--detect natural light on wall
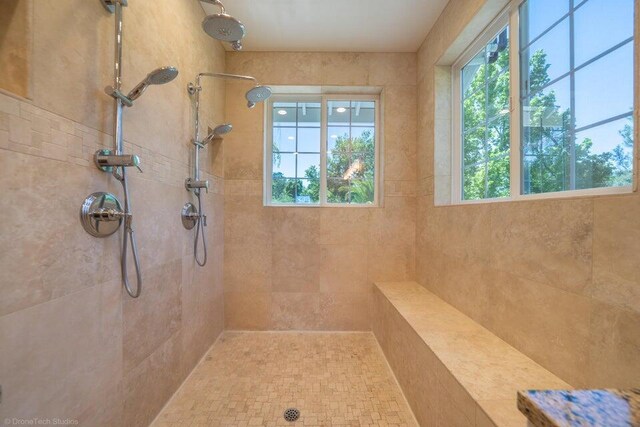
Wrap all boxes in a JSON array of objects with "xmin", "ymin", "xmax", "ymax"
[{"xmin": 452, "ymin": 0, "xmax": 635, "ymax": 202}]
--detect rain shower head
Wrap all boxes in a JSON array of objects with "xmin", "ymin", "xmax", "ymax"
[
  {"xmin": 127, "ymin": 66, "xmax": 179, "ymax": 101},
  {"xmin": 245, "ymin": 85, "xmax": 272, "ymax": 109},
  {"xmin": 201, "ymin": 1, "xmax": 245, "ymax": 50},
  {"xmin": 202, "ymin": 123, "xmax": 233, "ymax": 145}
]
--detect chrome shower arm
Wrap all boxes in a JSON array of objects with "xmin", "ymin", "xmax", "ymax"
[
  {"xmin": 197, "ymin": 72, "xmax": 257, "ymax": 83},
  {"xmin": 200, "ymin": 0, "xmax": 225, "ymax": 14}
]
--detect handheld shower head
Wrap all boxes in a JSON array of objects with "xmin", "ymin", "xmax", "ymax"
[
  {"xmin": 246, "ymin": 85, "xmax": 272, "ymax": 109},
  {"xmin": 127, "ymin": 66, "xmax": 179, "ymax": 101},
  {"xmin": 202, "ymin": 123, "xmax": 233, "ymax": 145}
]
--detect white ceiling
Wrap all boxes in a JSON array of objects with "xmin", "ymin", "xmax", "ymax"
[{"xmin": 200, "ymin": 0, "xmax": 449, "ymax": 52}]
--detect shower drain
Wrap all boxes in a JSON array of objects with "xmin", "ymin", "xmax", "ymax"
[{"xmin": 283, "ymin": 408, "xmax": 300, "ymax": 422}]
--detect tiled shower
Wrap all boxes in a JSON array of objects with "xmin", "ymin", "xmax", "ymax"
[{"xmin": 1, "ymin": 0, "xmax": 638, "ymax": 426}]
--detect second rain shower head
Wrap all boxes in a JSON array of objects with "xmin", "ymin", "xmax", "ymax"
[
  {"xmin": 127, "ymin": 66, "xmax": 179, "ymax": 101},
  {"xmin": 202, "ymin": 123, "xmax": 233, "ymax": 145},
  {"xmin": 201, "ymin": 0, "xmax": 245, "ymax": 51},
  {"xmin": 246, "ymin": 85, "xmax": 273, "ymax": 109}
]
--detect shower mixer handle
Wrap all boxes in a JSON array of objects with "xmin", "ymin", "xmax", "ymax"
[{"xmin": 91, "ymin": 207, "xmax": 131, "ymax": 222}]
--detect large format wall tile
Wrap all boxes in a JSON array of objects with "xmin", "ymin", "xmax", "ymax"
[
  {"xmin": 489, "ymin": 199, "xmax": 593, "ymax": 295},
  {"xmin": 123, "ymin": 259, "xmax": 182, "ymax": 373},
  {"xmin": 0, "ymin": 149, "xmax": 118, "ymax": 316},
  {"xmin": 0, "ymin": 279, "xmax": 122, "ymax": 421},
  {"xmin": 592, "ymin": 194, "xmax": 640, "ymax": 313}
]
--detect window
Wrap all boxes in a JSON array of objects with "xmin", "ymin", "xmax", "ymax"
[
  {"xmin": 265, "ymin": 95, "xmax": 380, "ymax": 206},
  {"xmin": 452, "ymin": 0, "xmax": 635, "ymax": 202},
  {"xmin": 459, "ymin": 23, "xmax": 511, "ymax": 200}
]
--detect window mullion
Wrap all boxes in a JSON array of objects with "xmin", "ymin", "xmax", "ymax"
[
  {"xmin": 265, "ymin": 99, "xmax": 273, "ymax": 205},
  {"xmin": 509, "ymin": 2, "xmax": 522, "ymax": 198},
  {"xmin": 568, "ymin": 0, "xmax": 576, "ymax": 191},
  {"xmin": 320, "ymin": 96, "xmax": 328, "ymax": 205}
]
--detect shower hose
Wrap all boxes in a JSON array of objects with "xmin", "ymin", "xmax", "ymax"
[
  {"xmin": 116, "ymin": 167, "xmax": 142, "ymax": 298},
  {"xmin": 194, "ymin": 190, "xmax": 208, "ymax": 267}
]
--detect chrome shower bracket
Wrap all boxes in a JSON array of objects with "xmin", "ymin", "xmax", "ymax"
[
  {"xmin": 80, "ymin": 192, "xmax": 127, "ymax": 237},
  {"xmin": 100, "ymin": 0, "xmax": 127, "ymax": 13},
  {"xmin": 94, "ymin": 149, "xmax": 143, "ymax": 173},
  {"xmin": 94, "ymin": 149, "xmax": 114, "ymax": 172},
  {"xmin": 187, "ymin": 82, "xmax": 202, "ymax": 96}
]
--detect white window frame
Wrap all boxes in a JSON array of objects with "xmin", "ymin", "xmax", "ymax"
[
  {"xmin": 451, "ymin": 0, "xmax": 635, "ymax": 205},
  {"xmin": 264, "ymin": 93, "xmax": 381, "ymax": 207}
]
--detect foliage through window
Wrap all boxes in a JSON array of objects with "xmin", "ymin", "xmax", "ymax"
[
  {"xmin": 461, "ymin": 26, "xmax": 511, "ymax": 200},
  {"xmin": 453, "ymin": 0, "xmax": 635, "ymax": 202},
  {"xmin": 267, "ymin": 96, "xmax": 379, "ymax": 206}
]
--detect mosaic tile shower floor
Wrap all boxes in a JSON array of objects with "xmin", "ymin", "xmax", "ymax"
[{"xmin": 152, "ymin": 332, "xmax": 417, "ymax": 426}]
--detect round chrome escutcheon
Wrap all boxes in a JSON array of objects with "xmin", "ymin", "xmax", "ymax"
[
  {"xmin": 181, "ymin": 202, "xmax": 198, "ymax": 230},
  {"xmin": 80, "ymin": 192, "xmax": 123, "ymax": 237}
]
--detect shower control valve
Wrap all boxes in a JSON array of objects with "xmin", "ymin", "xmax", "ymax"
[{"xmin": 181, "ymin": 203, "xmax": 207, "ymax": 230}]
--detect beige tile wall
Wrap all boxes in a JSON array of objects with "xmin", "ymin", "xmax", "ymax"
[
  {"xmin": 223, "ymin": 52, "xmax": 417, "ymax": 331},
  {"xmin": 0, "ymin": 0, "xmax": 226, "ymax": 425},
  {"xmin": 0, "ymin": 0, "xmax": 30, "ymax": 98},
  {"xmin": 416, "ymin": 0, "xmax": 640, "ymax": 388}
]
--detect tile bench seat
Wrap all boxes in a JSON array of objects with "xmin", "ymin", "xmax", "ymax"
[{"xmin": 372, "ymin": 281, "xmax": 571, "ymax": 426}]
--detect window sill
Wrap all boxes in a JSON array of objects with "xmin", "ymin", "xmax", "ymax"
[
  {"xmin": 264, "ymin": 203, "xmax": 380, "ymax": 208},
  {"xmin": 442, "ymin": 185, "xmax": 634, "ymax": 207}
]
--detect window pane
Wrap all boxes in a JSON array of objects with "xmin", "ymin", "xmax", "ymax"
[
  {"xmin": 487, "ymin": 73, "xmax": 510, "ymax": 121},
  {"xmin": 327, "ymin": 178, "xmax": 350, "ymax": 203},
  {"xmin": 462, "ymin": 48, "xmax": 486, "ymax": 99},
  {"xmin": 326, "ymin": 99, "xmax": 377, "ymax": 204},
  {"xmin": 297, "ymin": 102, "xmax": 321, "ymax": 127},
  {"xmin": 272, "ymin": 153, "xmax": 296, "ymax": 177},
  {"xmin": 273, "ymin": 127, "xmax": 296, "ymax": 152},
  {"xmin": 298, "ymin": 128, "xmax": 321, "ymax": 153},
  {"xmin": 350, "ymin": 179, "xmax": 375, "ymax": 204},
  {"xmin": 295, "ymin": 179, "xmax": 319, "ymax": 204},
  {"xmin": 297, "ymin": 154, "xmax": 320, "ymax": 179},
  {"xmin": 352, "ymin": 102, "xmax": 375, "ymax": 125},
  {"xmin": 575, "ymin": 116, "xmax": 634, "ymax": 189},
  {"xmin": 328, "ymin": 127, "xmax": 350, "ymax": 151},
  {"xmin": 463, "ymin": 127, "xmax": 486, "ymax": 167},
  {"xmin": 328, "ymin": 101, "xmax": 350, "ymax": 125},
  {"xmin": 463, "ymin": 163, "xmax": 487, "ymax": 200},
  {"xmin": 460, "ymin": 25, "xmax": 510, "ymax": 200},
  {"xmin": 271, "ymin": 177, "xmax": 297, "ymax": 204},
  {"xmin": 273, "ymin": 103, "xmax": 296, "ymax": 126},
  {"xmin": 327, "ymin": 150, "xmax": 350, "ymax": 178},
  {"xmin": 574, "ymin": 42, "xmax": 634, "ymax": 129},
  {"xmin": 521, "ymin": 77, "xmax": 571, "ymax": 194},
  {"xmin": 521, "ymin": 18, "xmax": 570, "ymax": 96},
  {"xmin": 574, "ymin": 0, "xmax": 634, "ymax": 66},
  {"xmin": 351, "ymin": 127, "xmax": 375, "ymax": 141},
  {"xmin": 519, "ymin": 0, "xmax": 569, "ymax": 43}
]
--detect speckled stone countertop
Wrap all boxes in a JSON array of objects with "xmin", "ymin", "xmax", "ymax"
[{"xmin": 517, "ymin": 389, "xmax": 640, "ymax": 427}]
